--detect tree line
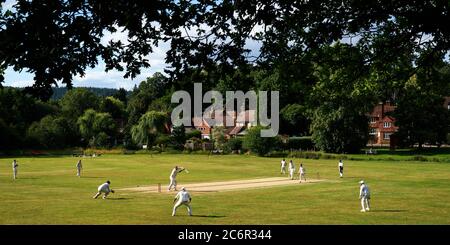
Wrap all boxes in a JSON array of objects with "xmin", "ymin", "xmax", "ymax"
[{"xmin": 1, "ymin": 62, "xmax": 449, "ymax": 154}]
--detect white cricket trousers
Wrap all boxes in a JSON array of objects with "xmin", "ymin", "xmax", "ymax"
[
  {"xmin": 168, "ymin": 177, "xmax": 177, "ymax": 191},
  {"xmin": 13, "ymin": 169, "xmax": 17, "ymax": 180},
  {"xmin": 77, "ymin": 168, "xmax": 81, "ymax": 177},
  {"xmin": 361, "ymin": 197, "xmax": 370, "ymax": 211},
  {"xmin": 172, "ymin": 201, "xmax": 192, "ymax": 216},
  {"xmin": 289, "ymin": 169, "xmax": 295, "ymax": 180},
  {"xmin": 281, "ymin": 166, "xmax": 286, "ymax": 174},
  {"xmin": 299, "ymin": 173, "xmax": 306, "ymax": 182},
  {"xmin": 93, "ymin": 191, "xmax": 110, "ymax": 199}
]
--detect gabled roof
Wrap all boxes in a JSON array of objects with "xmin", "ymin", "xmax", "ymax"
[
  {"xmin": 228, "ymin": 126, "xmax": 244, "ymax": 135},
  {"xmin": 192, "ymin": 117, "xmax": 211, "ymax": 128},
  {"xmin": 382, "ymin": 116, "xmax": 396, "ymax": 123},
  {"xmin": 370, "ymin": 103, "xmax": 396, "ymax": 117},
  {"xmin": 203, "ymin": 109, "xmax": 236, "ymax": 127}
]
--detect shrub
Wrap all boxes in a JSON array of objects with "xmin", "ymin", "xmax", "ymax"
[
  {"xmin": 186, "ymin": 130, "xmax": 202, "ymax": 140},
  {"xmin": 411, "ymin": 155, "xmax": 428, "ymax": 162},
  {"xmin": 285, "ymin": 137, "xmax": 315, "ymax": 150},
  {"xmin": 242, "ymin": 126, "xmax": 278, "ymax": 156},
  {"xmin": 226, "ymin": 138, "xmax": 243, "ymax": 152},
  {"xmin": 266, "ymin": 151, "xmax": 288, "ymax": 158}
]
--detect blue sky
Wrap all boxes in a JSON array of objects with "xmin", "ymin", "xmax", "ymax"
[
  {"xmin": 2, "ymin": 23, "xmax": 171, "ymax": 90},
  {"xmin": 1, "ymin": 0, "xmax": 170, "ymax": 90},
  {"xmin": 3, "ymin": 35, "xmax": 262, "ymax": 90}
]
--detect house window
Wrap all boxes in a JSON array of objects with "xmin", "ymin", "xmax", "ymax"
[
  {"xmin": 448, "ymin": 102, "xmax": 450, "ymax": 110},
  {"xmin": 369, "ymin": 128, "xmax": 377, "ymax": 135},
  {"xmin": 384, "ymin": 133, "xmax": 392, "ymax": 140},
  {"xmin": 383, "ymin": 122, "xmax": 391, "ymax": 128},
  {"xmin": 370, "ymin": 117, "xmax": 376, "ymax": 124}
]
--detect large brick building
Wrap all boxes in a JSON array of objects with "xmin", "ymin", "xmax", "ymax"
[
  {"xmin": 368, "ymin": 97, "xmax": 450, "ymax": 145},
  {"xmin": 368, "ymin": 102, "xmax": 398, "ymax": 145}
]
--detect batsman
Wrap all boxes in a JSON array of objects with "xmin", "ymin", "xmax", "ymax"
[{"xmin": 168, "ymin": 166, "xmax": 187, "ymax": 191}]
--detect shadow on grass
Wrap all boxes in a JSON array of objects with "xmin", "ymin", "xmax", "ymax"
[
  {"xmin": 108, "ymin": 197, "xmax": 132, "ymax": 200},
  {"xmin": 190, "ymin": 214, "xmax": 226, "ymax": 218},
  {"xmin": 370, "ymin": 209, "xmax": 407, "ymax": 213},
  {"xmin": 190, "ymin": 190, "xmax": 218, "ymax": 193},
  {"xmin": 80, "ymin": 176, "xmax": 104, "ymax": 179},
  {"xmin": 16, "ymin": 177, "xmax": 40, "ymax": 180}
]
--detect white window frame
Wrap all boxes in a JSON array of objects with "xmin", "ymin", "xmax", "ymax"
[
  {"xmin": 383, "ymin": 122, "xmax": 391, "ymax": 128},
  {"xmin": 384, "ymin": 133, "xmax": 392, "ymax": 140}
]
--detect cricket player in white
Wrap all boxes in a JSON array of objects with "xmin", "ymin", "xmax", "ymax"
[
  {"xmin": 299, "ymin": 163, "xmax": 306, "ymax": 183},
  {"xmin": 168, "ymin": 166, "xmax": 185, "ymax": 191},
  {"xmin": 359, "ymin": 180, "xmax": 371, "ymax": 212},
  {"xmin": 280, "ymin": 158, "xmax": 286, "ymax": 174},
  {"xmin": 172, "ymin": 187, "xmax": 192, "ymax": 216},
  {"xmin": 76, "ymin": 160, "xmax": 83, "ymax": 177},
  {"xmin": 93, "ymin": 180, "xmax": 115, "ymax": 199},
  {"xmin": 288, "ymin": 160, "xmax": 295, "ymax": 180},
  {"xmin": 12, "ymin": 160, "xmax": 18, "ymax": 180},
  {"xmin": 338, "ymin": 159, "xmax": 344, "ymax": 178}
]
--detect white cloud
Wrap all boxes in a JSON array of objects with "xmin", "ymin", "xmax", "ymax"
[
  {"xmin": 4, "ymin": 79, "xmax": 34, "ymax": 87},
  {"xmin": 1, "ymin": 0, "xmax": 16, "ymax": 12},
  {"xmin": 101, "ymin": 26, "xmax": 130, "ymax": 46},
  {"xmin": 72, "ymin": 67, "xmax": 158, "ymax": 90}
]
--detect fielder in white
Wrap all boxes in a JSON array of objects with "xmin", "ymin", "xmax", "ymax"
[
  {"xmin": 76, "ymin": 160, "xmax": 83, "ymax": 177},
  {"xmin": 288, "ymin": 160, "xmax": 295, "ymax": 180},
  {"xmin": 359, "ymin": 180, "xmax": 371, "ymax": 212},
  {"xmin": 168, "ymin": 166, "xmax": 185, "ymax": 191},
  {"xmin": 298, "ymin": 163, "xmax": 306, "ymax": 183},
  {"xmin": 93, "ymin": 180, "xmax": 115, "ymax": 199},
  {"xmin": 172, "ymin": 187, "xmax": 192, "ymax": 216},
  {"xmin": 280, "ymin": 158, "xmax": 286, "ymax": 174},
  {"xmin": 12, "ymin": 160, "xmax": 18, "ymax": 180},
  {"xmin": 338, "ymin": 159, "xmax": 344, "ymax": 178}
]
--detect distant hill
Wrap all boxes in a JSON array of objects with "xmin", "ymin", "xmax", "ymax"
[
  {"xmin": 3, "ymin": 86, "xmax": 131, "ymax": 100},
  {"xmin": 51, "ymin": 87, "xmax": 131, "ymax": 100}
]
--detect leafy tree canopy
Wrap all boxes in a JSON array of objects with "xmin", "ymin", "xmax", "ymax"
[
  {"xmin": 1, "ymin": 1, "xmax": 449, "ymax": 100},
  {"xmin": 131, "ymin": 110, "xmax": 169, "ymax": 146}
]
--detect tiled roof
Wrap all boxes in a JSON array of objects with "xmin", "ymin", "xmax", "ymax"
[
  {"xmin": 370, "ymin": 103, "xmax": 396, "ymax": 117},
  {"xmin": 228, "ymin": 126, "xmax": 244, "ymax": 135}
]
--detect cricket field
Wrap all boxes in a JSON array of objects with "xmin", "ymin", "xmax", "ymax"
[{"xmin": 0, "ymin": 153, "xmax": 449, "ymax": 224}]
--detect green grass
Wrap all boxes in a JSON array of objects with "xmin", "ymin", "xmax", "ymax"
[{"xmin": 0, "ymin": 154, "xmax": 449, "ymax": 224}]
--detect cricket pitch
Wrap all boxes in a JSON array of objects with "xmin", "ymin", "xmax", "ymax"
[{"xmin": 119, "ymin": 177, "xmax": 326, "ymax": 194}]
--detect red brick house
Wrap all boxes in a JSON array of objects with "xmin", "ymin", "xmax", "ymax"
[
  {"xmin": 192, "ymin": 117, "xmax": 213, "ymax": 139},
  {"xmin": 190, "ymin": 110, "xmax": 256, "ymax": 139},
  {"xmin": 368, "ymin": 97, "xmax": 450, "ymax": 146},
  {"xmin": 368, "ymin": 102, "xmax": 398, "ymax": 145}
]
